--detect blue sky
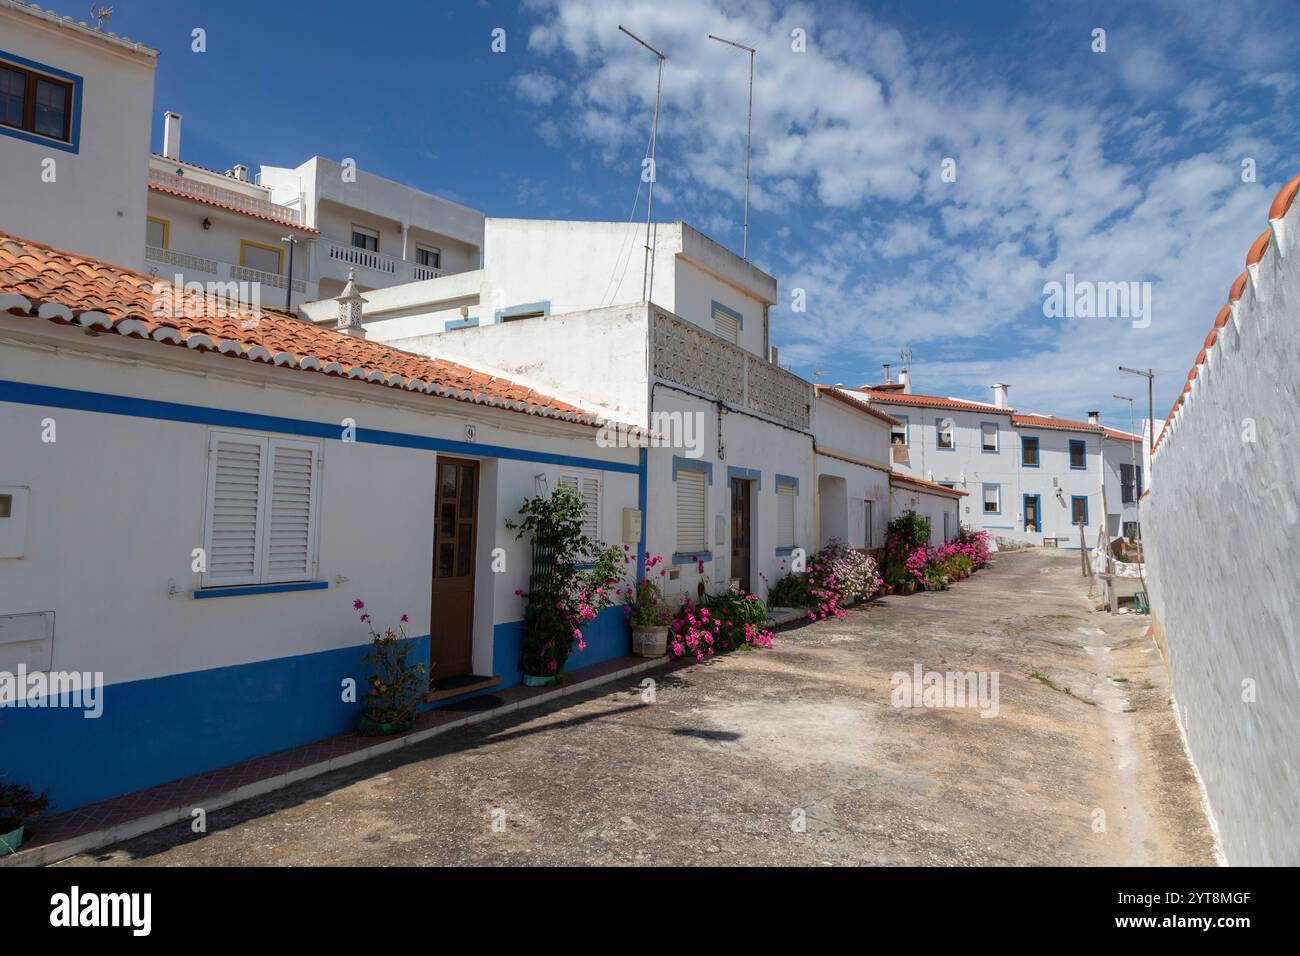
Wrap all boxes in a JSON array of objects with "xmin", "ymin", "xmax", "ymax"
[{"xmin": 110, "ymin": 0, "xmax": 1299, "ymax": 429}]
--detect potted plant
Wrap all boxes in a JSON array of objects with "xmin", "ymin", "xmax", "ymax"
[
  {"xmin": 0, "ymin": 780, "xmax": 50, "ymax": 856},
  {"xmin": 355, "ymin": 601, "xmax": 425, "ymax": 736},
  {"xmin": 509, "ymin": 485, "xmax": 621, "ymax": 685},
  {"xmin": 626, "ymin": 566, "xmax": 674, "ymax": 657}
]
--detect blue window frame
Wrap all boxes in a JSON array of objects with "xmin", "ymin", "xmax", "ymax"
[
  {"xmin": 1071, "ymin": 495, "xmax": 1089, "ymax": 526},
  {"xmin": 494, "ymin": 300, "xmax": 550, "ymax": 324},
  {"xmin": 1068, "ymin": 439, "xmax": 1087, "ymax": 470},
  {"xmin": 0, "ymin": 50, "xmax": 83, "ymax": 153},
  {"xmin": 1023, "ymin": 494, "xmax": 1041, "ymax": 532},
  {"xmin": 936, "ymin": 416, "xmax": 956, "ymax": 451},
  {"xmin": 981, "ymin": 483, "xmax": 1001, "ymax": 515},
  {"xmin": 1021, "ymin": 435, "xmax": 1040, "ymax": 467}
]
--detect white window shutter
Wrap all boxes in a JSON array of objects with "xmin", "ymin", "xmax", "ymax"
[
  {"xmin": 203, "ymin": 433, "xmax": 267, "ymax": 587},
  {"xmin": 675, "ymin": 470, "xmax": 707, "ymax": 554},
  {"xmin": 263, "ymin": 438, "xmax": 320, "ymax": 583},
  {"xmin": 559, "ymin": 472, "xmax": 601, "ymax": 541},
  {"xmin": 777, "ymin": 484, "xmax": 796, "ymax": 549}
]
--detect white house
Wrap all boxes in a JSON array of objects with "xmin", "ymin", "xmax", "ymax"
[
  {"xmin": 1101, "ymin": 426, "xmax": 1145, "ymax": 539},
  {"xmin": 812, "ymin": 385, "xmax": 898, "ymax": 551},
  {"xmin": 314, "ymin": 218, "xmax": 817, "ymax": 605},
  {"xmin": 888, "ymin": 472, "xmax": 966, "ymax": 546},
  {"xmin": 0, "ymin": 229, "xmax": 647, "ymax": 814},
  {"xmin": 0, "ymin": 0, "xmax": 157, "ymax": 268},
  {"xmin": 853, "ymin": 371, "xmax": 1107, "ymax": 548}
]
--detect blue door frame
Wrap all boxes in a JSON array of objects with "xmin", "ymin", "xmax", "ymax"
[{"xmin": 1023, "ymin": 494, "xmax": 1041, "ymax": 532}]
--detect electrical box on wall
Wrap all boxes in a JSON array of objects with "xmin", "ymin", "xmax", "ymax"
[
  {"xmin": 0, "ymin": 486, "xmax": 30, "ymax": 559},
  {"xmin": 0, "ymin": 611, "xmax": 54, "ymax": 672},
  {"xmin": 621, "ymin": 508, "xmax": 641, "ymax": 544}
]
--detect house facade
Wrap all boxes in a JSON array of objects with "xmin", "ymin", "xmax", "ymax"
[
  {"xmin": 0, "ymin": 231, "xmax": 646, "ymax": 813},
  {"xmin": 0, "ymin": 0, "xmax": 157, "ymax": 268},
  {"xmin": 812, "ymin": 386, "xmax": 897, "ymax": 551},
  {"xmin": 854, "ymin": 374, "xmax": 1106, "ymax": 547},
  {"xmin": 322, "ymin": 218, "xmax": 817, "ymax": 606}
]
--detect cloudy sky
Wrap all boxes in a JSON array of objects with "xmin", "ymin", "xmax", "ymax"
[{"xmin": 128, "ymin": 0, "xmax": 1299, "ymax": 429}]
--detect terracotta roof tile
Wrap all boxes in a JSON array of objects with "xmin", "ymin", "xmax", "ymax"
[
  {"xmin": 1269, "ymin": 174, "xmax": 1300, "ymax": 220},
  {"xmin": 1010, "ymin": 413, "xmax": 1102, "ymax": 434},
  {"xmin": 849, "ymin": 387, "xmax": 1012, "ymax": 416},
  {"xmin": 815, "ymin": 385, "xmax": 903, "ymax": 426},
  {"xmin": 889, "ymin": 471, "xmax": 968, "ymax": 498},
  {"xmin": 147, "ymin": 183, "xmax": 319, "ymax": 232},
  {"xmin": 1103, "ymin": 427, "xmax": 1142, "ymax": 443},
  {"xmin": 0, "ymin": 230, "xmax": 636, "ymax": 434}
]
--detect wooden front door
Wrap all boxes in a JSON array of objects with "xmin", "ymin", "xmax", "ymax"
[
  {"xmin": 730, "ymin": 477, "xmax": 752, "ymax": 594},
  {"xmin": 1024, "ymin": 494, "xmax": 1040, "ymax": 533},
  {"xmin": 430, "ymin": 457, "xmax": 478, "ymax": 681}
]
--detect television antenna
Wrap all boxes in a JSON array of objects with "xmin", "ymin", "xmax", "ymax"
[{"xmin": 90, "ymin": 4, "xmax": 112, "ymax": 30}]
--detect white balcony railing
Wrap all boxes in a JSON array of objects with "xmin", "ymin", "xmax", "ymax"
[
  {"xmin": 652, "ymin": 310, "xmax": 812, "ymax": 431},
  {"xmin": 325, "ymin": 238, "xmax": 446, "ymax": 283},
  {"xmin": 149, "ymin": 168, "xmax": 303, "ymax": 226},
  {"xmin": 144, "ymin": 247, "xmax": 310, "ymax": 300}
]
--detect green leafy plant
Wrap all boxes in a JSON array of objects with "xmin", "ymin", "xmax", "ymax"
[
  {"xmin": 0, "ymin": 780, "xmax": 50, "ymax": 834},
  {"xmin": 626, "ymin": 575, "xmax": 675, "ymax": 627},
  {"xmin": 884, "ymin": 510, "xmax": 931, "ymax": 585},
  {"xmin": 354, "ymin": 600, "xmax": 425, "ymax": 729},
  {"xmin": 509, "ymin": 484, "xmax": 621, "ymax": 678},
  {"xmin": 766, "ymin": 571, "xmax": 810, "ymax": 607}
]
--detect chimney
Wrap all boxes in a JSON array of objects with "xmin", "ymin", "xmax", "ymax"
[
  {"xmin": 992, "ymin": 383, "xmax": 1010, "ymax": 408},
  {"xmin": 898, "ymin": 367, "xmax": 911, "ymax": 394},
  {"xmin": 881, "ymin": 363, "xmax": 892, "ymax": 384},
  {"xmin": 163, "ymin": 111, "xmax": 182, "ymax": 161},
  {"xmin": 233, "ymin": 164, "xmax": 249, "ymax": 182},
  {"xmin": 769, "ymin": 345, "xmax": 779, "ymax": 365},
  {"xmin": 335, "ymin": 269, "xmax": 368, "ymax": 338},
  {"xmin": 1087, "ymin": 410, "xmax": 1100, "ymax": 424}
]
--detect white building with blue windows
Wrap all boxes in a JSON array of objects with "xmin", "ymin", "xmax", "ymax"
[{"xmin": 850, "ymin": 371, "xmax": 1114, "ymax": 548}]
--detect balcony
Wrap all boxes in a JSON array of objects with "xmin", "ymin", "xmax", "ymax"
[
  {"xmin": 323, "ymin": 239, "xmax": 445, "ymax": 286},
  {"xmin": 652, "ymin": 309, "xmax": 812, "ymax": 431},
  {"xmin": 144, "ymin": 246, "xmax": 313, "ymax": 305},
  {"xmin": 149, "ymin": 168, "xmax": 303, "ymax": 226}
]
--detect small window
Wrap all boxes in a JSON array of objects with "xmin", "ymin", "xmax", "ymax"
[
  {"xmin": 712, "ymin": 302, "xmax": 741, "ymax": 343},
  {"xmin": 351, "ymin": 226, "xmax": 379, "ymax": 252},
  {"xmin": 558, "ymin": 472, "xmax": 601, "ymax": 541},
  {"xmin": 0, "ymin": 60, "xmax": 73, "ymax": 143},
  {"xmin": 1122, "ymin": 520, "xmax": 1140, "ymax": 540},
  {"xmin": 1021, "ymin": 436, "xmax": 1039, "ymax": 467},
  {"xmin": 1071, "ymin": 495, "xmax": 1089, "ymax": 526},
  {"xmin": 1069, "ymin": 439, "xmax": 1087, "ymax": 469},
  {"xmin": 501, "ymin": 310, "xmax": 544, "ymax": 323},
  {"xmin": 1120, "ymin": 463, "xmax": 1143, "ymax": 504},
  {"xmin": 982, "ymin": 484, "xmax": 1000, "ymax": 514},
  {"xmin": 675, "ymin": 469, "xmax": 707, "ymax": 555},
  {"xmin": 891, "ymin": 418, "xmax": 908, "ymax": 446},
  {"xmin": 937, "ymin": 417, "xmax": 955, "ymax": 450},
  {"xmin": 777, "ymin": 482, "xmax": 797, "ymax": 549},
  {"xmin": 416, "ymin": 246, "xmax": 441, "ymax": 269},
  {"xmin": 981, "ymin": 422, "xmax": 998, "ymax": 452},
  {"xmin": 146, "ymin": 216, "xmax": 169, "ymax": 250},
  {"xmin": 0, "ymin": 493, "xmax": 11, "ymax": 518},
  {"xmin": 203, "ymin": 432, "xmax": 321, "ymax": 587},
  {"xmin": 240, "ymin": 240, "xmax": 283, "ymax": 275}
]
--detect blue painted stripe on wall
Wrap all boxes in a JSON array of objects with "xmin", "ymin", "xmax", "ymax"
[
  {"xmin": 0, "ymin": 380, "xmax": 639, "ymax": 475},
  {"xmin": 490, "ymin": 604, "xmax": 629, "ymax": 689}
]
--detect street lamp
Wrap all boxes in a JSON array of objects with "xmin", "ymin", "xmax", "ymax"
[{"xmin": 1118, "ymin": 366, "xmax": 1155, "ymax": 454}]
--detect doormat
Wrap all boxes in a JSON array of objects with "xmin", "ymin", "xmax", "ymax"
[{"xmin": 440, "ymin": 694, "xmax": 504, "ymax": 712}]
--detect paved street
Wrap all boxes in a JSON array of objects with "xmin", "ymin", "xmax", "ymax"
[{"xmin": 65, "ymin": 550, "xmax": 1217, "ymax": 866}]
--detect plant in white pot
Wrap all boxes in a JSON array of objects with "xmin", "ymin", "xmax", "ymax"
[{"xmin": 624, "ymin": 555, "xmax": 674, "ymax": 658}]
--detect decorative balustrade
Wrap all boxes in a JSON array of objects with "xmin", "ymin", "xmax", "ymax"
[
  {"xmin": 149, "ymin": 168, "xmax": 302, "ymax": 225},
  {"xmin": 144, "ymin": 247, "xmax": 312, "ymax": 300},
  {"xmin": 328, "ymin": 241, "xmax": 397, "ymax": 275},
  {"xmin": 651, "ymin": 310, "xmax": 811, "ymax": 431}
]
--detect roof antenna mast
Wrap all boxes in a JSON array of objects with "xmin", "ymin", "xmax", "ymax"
[{"xmin": 619, "ymin": 25, "xmax": 665, "ymax": 305}]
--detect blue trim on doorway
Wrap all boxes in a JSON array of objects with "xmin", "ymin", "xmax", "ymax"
[
  {"xmin": 0, "ymin": 380, "xmax": 640, "ymax": 474},
  {"xmin": 194, "ymin": 581, "xmax": 328, "ymax": 600},
  {"xmin": 1023, "ymin": 493, "xmax": 1042, "ymax": 532},
  {"xmin": 726, "ymin": 465, "xmax": 761, "ymax": 490}
]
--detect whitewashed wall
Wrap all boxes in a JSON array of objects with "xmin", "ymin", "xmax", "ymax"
[
  {"xmin": 0, "ymin": 8, "xmax": 155, "ymax": 269},
  {"xmin": 813, "ymin": 393, "xmax": 893, "ymax": 549},
  {"xmin": 1142, "ymin": 190, "xmax": 1300, "ymax": 866},
  {"xmin": 0, "ymin": 316, "xmax": 638, "ymax": 687},
  {"xmin": 890, "ymin": 484, "xmax": 962, "ymax": 546}
]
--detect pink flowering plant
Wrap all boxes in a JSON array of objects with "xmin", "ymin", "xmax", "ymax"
[
  {"xmin": 509, "ymin": 485, "xmax": 622, "ymax": 679},
  {"xmin": 665, "ymin": 561, "xmax": 775, "ymax": 661},
  {"xmin": 354, "ymin": 600, "xmax": 424, "ymax": 729},
  {"xmin": 624, "ymin": 555, "xmax": 675, "ymax": 627}
]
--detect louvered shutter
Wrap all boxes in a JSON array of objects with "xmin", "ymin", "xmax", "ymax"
[
  {"xmin": 263, "ymin": 438, "xmax": 320, "ymax": 582},
  {"xmin": 777, "ymin": 483, "xmax": 796, "ymax": 549},
  {"xmin": 559, "ymin": 473, "xmax": 601, "ymax": 541},
  {"xmin": 713, "ymin": 305, "xmax": 740, "ymax": 343},
  {"xmin": 203, "ymin": 434, "xmax": 267, "ymax": 587},
  {"xmin": 675, "ymin": 469, "xmax": 707, "ymax": 554}
]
